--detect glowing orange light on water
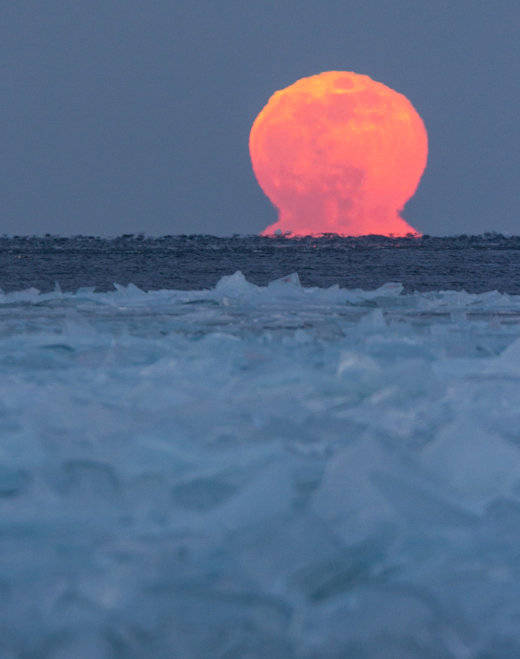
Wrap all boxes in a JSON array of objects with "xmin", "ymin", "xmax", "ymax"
[{"xmin": 249, "ymin": 71, "xmax": 428, "ymax": 237}]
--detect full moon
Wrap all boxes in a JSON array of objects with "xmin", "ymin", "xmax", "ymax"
[{"xmin": 249, "ymin": 71, "xmax": 428, "ymax": 237}]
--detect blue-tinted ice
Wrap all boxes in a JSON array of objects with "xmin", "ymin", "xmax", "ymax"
[{"xmin": 2, "ymin": 271, "xmax": 520, "ymax": 657}]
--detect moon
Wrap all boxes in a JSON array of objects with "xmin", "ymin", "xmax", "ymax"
[{"xmin": 249, "ymin": 71, "xmax": 428, "ymax": 237}]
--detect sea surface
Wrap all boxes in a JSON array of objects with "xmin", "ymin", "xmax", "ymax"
[
  {"xmin": 4, "ymin": 233, "xmax": 520, "ymax": 293},
  {"xmin": 3, "ymin": 235, "xmax": 520, "ymax": 657}
]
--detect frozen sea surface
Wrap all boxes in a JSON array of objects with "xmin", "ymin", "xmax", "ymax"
[{"xmin": 3, "ymin": 271, "xmax": 520, "ymax": 657}]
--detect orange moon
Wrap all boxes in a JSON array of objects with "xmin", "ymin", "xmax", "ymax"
[{"xmin": 249, "ymin": 71, "xmax": 428, "ymax": 237}]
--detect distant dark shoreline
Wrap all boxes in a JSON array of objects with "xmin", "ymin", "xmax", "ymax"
[
  {"xmin": 1, "ymin": 232, "xmax": 519, "ymax": 248},
  {"xmin": 2, "ymin": 234, "xmax": 520, "ymax": 294}
]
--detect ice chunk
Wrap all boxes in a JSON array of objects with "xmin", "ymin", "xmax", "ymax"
[
  {"xmin": 56, "ymin": 460, "xmax": 119, "ymax": 502},
  {"xmin": 171, "ymin": 477, "xmax": 237, "ymax": 511},
  {"xmin": 311, "ymin": 439, "xmax": 400, "ymax": 543},
  {"xmin": 337, "ymin": 350, "xmax": 380, "ymax": 377},
  {"xmin": 0, "ymin": 467, "xmax": 31, "ymax": 498},
  {"xmin": 297, "ymin": 585, "xmax": 457, "ymax": 658},
  {"xmin": 422, "ymin": 419, "xmax": 520, "ymax": 511},
  {"xmin": 488, "ymin": 335, "xmax": 520, "ymax": 375},
  {"xmin": 214, "ymin": 270, "xmax": 258, "ymax": 300},
  {"xmin": 44, "ymin": 632, "xmax": 114, "ymax": 659},
  {"xmin": 267, "ymin": 272, "xmax": 302, "ymax": 297},
  {"xmin": 368, "ymin": 281, "xmax": 404, "ymax": 297}
]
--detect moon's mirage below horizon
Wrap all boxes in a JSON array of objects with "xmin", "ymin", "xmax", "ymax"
[{"xmin": 249, "ymin": 71, "xmax": 428, "ymax": 237}]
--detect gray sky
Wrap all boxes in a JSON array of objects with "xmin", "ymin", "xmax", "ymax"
[{"xmin": 2, "ymin": 1, "xmax": 519, "ymax": 236}]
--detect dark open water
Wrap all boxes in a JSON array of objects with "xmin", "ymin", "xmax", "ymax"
[{"xmin": 3, "ymin": 233, "xmax": 520, "ymax": 293}]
